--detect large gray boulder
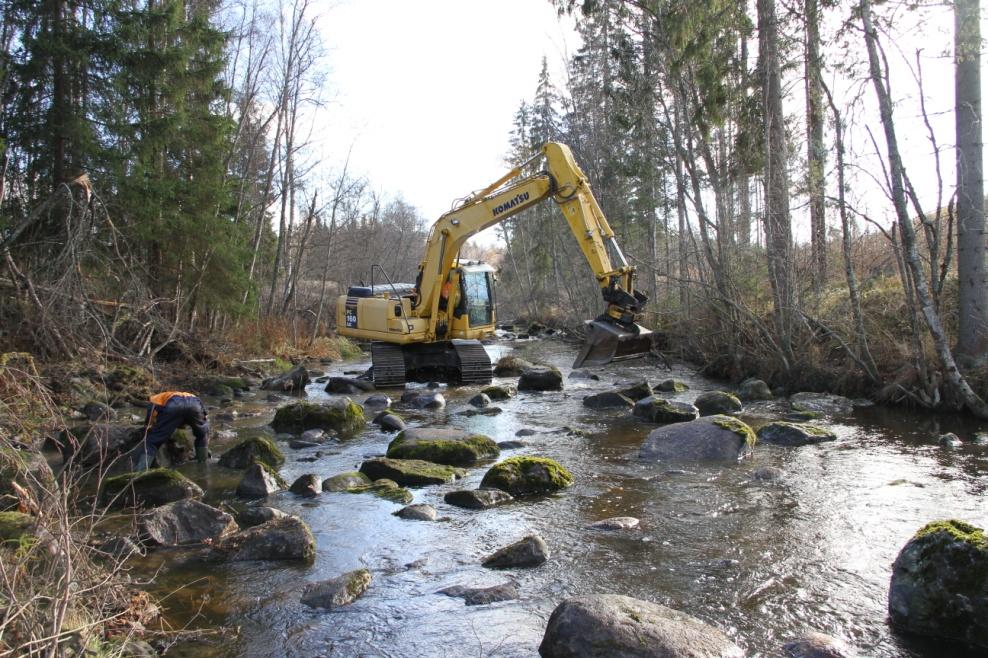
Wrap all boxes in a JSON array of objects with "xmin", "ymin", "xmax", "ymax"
[
  {"xmin": 237, "ymin": 463, "xmax": 287, "ymax": 498},
  {"xmin": 888, "ymin": 519, "xmax": 988, "ymax": 650},
  {"xmin": 639, "ymin": 415, "xmax": 755, "ymax": 463},
  {"xmin": 519, "ymin": 366, "xmax": 563, "ymax": 392},
  {"xmin": 139, "ymin": 499, "xmax": 238, "ymax": 546},
  {"xmin": 757, "ymin": 422, "xmax": 837, "ymax": 447},
  {"xmin": 260, "ymin": 365, "xmax": 309, "ymax": 393},
  {"xmin": 539, "ymin": 594, "xmax": 743, "ymax": 658},
  {"xmin": 387, "ymin": 427, "xmax": 498, "ymax": 466},
  {"xmin": 301, "ymin": 569, "xmax": 372, "ymax": 609},
  {"xmin": 207, "ymin": 515, "xmax": 315, "ymax": 562},
  {"xmin": 633, "ymin": 396, "xmax": 699, "ymax": 424},
  {"xmin": 694, "ymin": 391, "xmax": 743, "ymax": 416},
  {"xmin": 483, "ymin": 534, "xmax": 549, "ymax": 569}
]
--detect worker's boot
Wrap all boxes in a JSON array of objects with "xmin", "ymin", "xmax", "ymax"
[{"xmin": 196, "ymin": 445, "xmax": 209, "ymax": 464}]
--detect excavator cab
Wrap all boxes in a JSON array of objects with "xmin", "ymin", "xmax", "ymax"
[{"xmin": 458, "ymin": 264, "xmax": 496, "ymax": 329}]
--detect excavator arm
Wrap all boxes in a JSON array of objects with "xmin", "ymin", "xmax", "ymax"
[{"xmin": 413, "ymin": 142, "xmax": 651, "ymax": 366}]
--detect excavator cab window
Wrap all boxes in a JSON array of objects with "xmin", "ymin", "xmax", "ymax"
[{"xmin": 463, "ymin": 270, "xmax": 494, "ymax": 327}]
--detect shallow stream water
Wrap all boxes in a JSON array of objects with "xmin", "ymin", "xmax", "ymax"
[{"xmin": 132, "ymin": 339, "xmax": 988, "ymax": 657}]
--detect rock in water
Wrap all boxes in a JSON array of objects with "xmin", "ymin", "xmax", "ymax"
[
  {"xmin": 633, "ymin": 396, "xmax": 699, "ymax": 424},
  {"xmin": 493, "ymin": 355, "xmax": 533, "ymax": 377},
  {"xmin": 789, "ymin": 392, "xmax": 854, "ymax": 416},
  {"xmin": 444, "ymin": 488, "xmax": 514, "ymax": 509},
  {"xmin": 407, "ymin": 392, "xmax": 446, "ymax": 409},
  {"xmin": 325, "ymin": 377, "xmax": 375, "ymax": 395},
  {"xmin": 519, "ymin": 366, "xmax": 563, "ymax": 392},
  {"xmin": 639, "ymin": 415, "xmax": 755, "ymax": 463},
  {"xmin": 359, "ymin": 458, "xmax": 465, "ymax": 486},
  {"xmin": 301, "ymin": 569, "xmax": 372, "ymax": 609},
  {"xmin": 738, "ymin": 378, "xmax": 773, "ymax": 401},
  {"xmin": 939, "ymin": 432, "xmax": 963, "ymax": 448},
  {"xmin": 373, "ymin": 411, "xmax": 406, "ymax": 432},
  {"xmin": 888, "ymin": 519, "xmax": 988, "ymax": 650},
  {"xmin": 139, "ymin": 499, "xmax": 238, "ymax": 546},
  {"xmin": 655, "ymin": 379, "xmax": 689, "ymax": 393},
  {"xmin": 757, "ymin": 422, "xmax": 837, "ymax": 447},
  {"xmin": 101, "ymin": 469, "xmax": 203, "ymax": 509},
  {"xmin": 237, "ymin": 463, "xmax": 287, "ymax": 498},
  {"xmin": 394, "ymin": 504, "xmax": 437, "ymax": 521},
  {"xmin": 582, "ymin": 391, "xmax": 634, "ymax": 409},
  {"xmin": 260, "ymin": 365, "xmax": 309, "ymax": 393},
  {"xmin": 208, "ymin": 515, "xmax": 315, "ymax": 562},
  {"xmin": 289, "ymin": 474, "xmax": 321, "ymax": 498},
  {"xmin": 782, "ymin": 631, "xmax": 855, "ymax": 658},
  {"xmin": 439, "ymin": 582, "xmax": 519, "ymax": 606},
  {"xmin": 218, "ymin": 436, "xmax": 285, "ymax": 469},
  {"xmin": 322, "ymin": 471, "xmax": 372, "ymax": 492},
  {"xmin": 469, "ymin": 393, "xmax": 492, "ymax": 408},
  {"xmin": 236, "ymin": 506, "xmax": 288, "ymax": 528},
  {"xmin": 588, "ymin": 517, "xmax": 639, "ymax": 531},
  {"xmin": 480, "ymin": 456, "xmax": 573, "ymax": 497},
  {"xmin": 481, "ymin": 384, "xmax": 516, "ymax": 400},
  {"xmin": 271, "ymin": 399, "xmax": 366, "ymax": 436},
  {"xmin": 539, "ymin": 594, "xmax": 743, "ymax": 658},
  {"xmin": 363, "ymin": 394, "xmax": 391, "ymax": 409},
  {"xmin": 483, "ymin": 535, "xmax": 550, "ymax": 569},
  {"xmin": 615, "ymin": 380, "xmax": 652, "ymax": 401},
  {"xmin": 387, "ymin": 427, "xmax": 499, "ymax": 466},
  {"xmin": 694, "ymin": 391, "xmax": 743, "ymax": 416}
]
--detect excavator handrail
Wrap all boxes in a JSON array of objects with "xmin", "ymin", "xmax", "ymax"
[{"xmin": 369, "ymin": 263, "xmax": 413, "ymax": 334}]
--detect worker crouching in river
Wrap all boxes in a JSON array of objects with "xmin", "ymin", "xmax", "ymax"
[{"xmin": 135, "ymin": 391, "xmax": 210, "ymax": 470}]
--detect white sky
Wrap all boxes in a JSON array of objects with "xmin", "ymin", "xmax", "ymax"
[{"xmin": 313, "ymin": 0, "xmax": 576, "ymax": 222}]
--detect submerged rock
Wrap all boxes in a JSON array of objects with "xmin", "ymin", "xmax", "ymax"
[
  {"xmin": 301, "ymin": 569, "xmax": 372, "ymax": 609},
  {"xmin": 568, "ymin": 370, "xmax": 600, "ymax": 381},
  {"xmin": 289, "ymin": 474, "xmax": 322, "ymax": 498},
  {"xmin": 519, "ymin": 366, "xmax": 563, "ymax": 392},
  {"xmin": 539, "ymin": 594, "xmax": 743, "ymax": 658},
  {"xmin": 483, "ymin": 534, "xmax": 549, "ymax": 569},
  {"xmin": 355, "ymin": 479, "xmax": 414, "ymax": 504},
  {"xmin": 260, "ymin": 365, "xmax": 309, "ymax": 393},
  {"xmin": 394, "ymin": 504, "xmax": 437, "ymax": 521},
  {"xmin": 480, "ymin": 456, "xmax": 573, "ymax": 497},
  {"xmin": 359, "ymin": 457, "xmax": 465, "ymax": 486},
  {"xmin": 789, "ymin": 392, "xmax": 854, "ymax": 416},
  {"xmin": 101, "ymin": 469, "xmax": 203, "ymax": 509},
  {"xmin": 782, "ymin": 631, "xmax": 855, "ymax": 658},
  {"xmin": 139, "ymin": 499, "xmax": 237, "ymax": 546},
  {"xmin": 633, "ymin": 396, "xmax": 699, "ymax": 424},
  {"xmin": 694, "ymin": 391, "xmax": 743, "ymax": 416},
  {"xmin": 498, "ymin": 440, "xmax": 526, "ymax": 450},
  {"xmin": 582, "ymin": 391, "xmax": 634, "ymax": 409},
  {"xmin": 444, "ymin": 488, "xmax": 514, "ymax": 510},
  {"xmin": 271, "ymin": 398, "xmax": 366, "ymax": 436},
  {"xmin": 237, "ymin": 463, "xmax": 287, "ymax": 498},
  {"xmin": 218, "ymin": 436, "xmax": 285, "ymax": 469},
  {"xmin": 406, "ymin": 392, "xmax": 446, "ymax": 409},
  {"xmin": 387, "ymin": 427, "xmax": 499, "ymax": 466},
  {"xmin": 639, "ymin": 415, "xmax": 755, "ymax": 463},
  {"xmin": 888, "ymin": 519, "xmax": 988, "ymax": 650},
  {"xmin": 439, "ymin": 582, "xmax": 519, "ymax": 606},
  {"xmin": 208, "ymin": 515, "xmax": 315, "ymax": 562},
  {"xmin": 757, "ymin": 422, "xmax": 837, "ymax": 447},
  {"xmin": 753, "ymin": 466, "xmax": 784, "ymax": 481},
  {"xmin": 939, "ymin": 433, "xmax": 963, "ymax": 449},
  {"xmin": 588, "ymin": 516, "xmax": 639, "ymax": 531}
]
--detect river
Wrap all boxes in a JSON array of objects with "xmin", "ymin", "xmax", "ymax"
[{"xmin": 132, "ymin": 339, "xmax": 988, "ymax": 657}]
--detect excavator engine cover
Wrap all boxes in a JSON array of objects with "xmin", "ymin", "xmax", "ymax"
[{"xmin": 573, "ymin": 318, "xmax": 653, "ymax": 368}]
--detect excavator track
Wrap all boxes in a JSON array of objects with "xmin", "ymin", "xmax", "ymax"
[
  {"xmin": 371, "ymin": 342, "xmax": 407, "ymax": 388},
  {"xmin": 452, "ymin": 340, "xmax": 493, "ymax": 385}
]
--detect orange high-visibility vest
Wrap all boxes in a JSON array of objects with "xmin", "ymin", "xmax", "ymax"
[{"xmin": 148, "ymin": 391, "xmax": 198, "ymax": 407}]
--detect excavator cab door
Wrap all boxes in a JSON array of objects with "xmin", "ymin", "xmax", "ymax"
[{"xmin": 460, "ymin": 265, "xmax": 495, "ymax": 329}]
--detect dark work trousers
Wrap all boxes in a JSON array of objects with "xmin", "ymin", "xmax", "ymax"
[{"xmin": 140, "ymin": 396, "xmax": 209, "ymax": 461}]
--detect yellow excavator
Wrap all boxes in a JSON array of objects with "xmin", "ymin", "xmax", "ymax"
[{"xmin": 335, "ymin": 142, "xmax": 652, "ymax": 386}]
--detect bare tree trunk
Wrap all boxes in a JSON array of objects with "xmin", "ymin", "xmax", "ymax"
[{"xmin": 804, "ymin": 0, "xmax": 826, "ymax": 293}]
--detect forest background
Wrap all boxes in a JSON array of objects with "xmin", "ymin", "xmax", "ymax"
[{"xmin": 1, "ymin": 0, "xmax": 987, "ymax": 417}]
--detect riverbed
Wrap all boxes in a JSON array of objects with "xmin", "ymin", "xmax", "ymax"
[{"xmin": 133, "ymin": 339, "xmax": 988, "ymax": 657}]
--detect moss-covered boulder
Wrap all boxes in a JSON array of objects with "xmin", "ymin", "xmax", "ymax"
[
  {"xmin": 639, "ymin": 415, "xmax": 755, "ymax": 463},
  {"xmin": 357, "ymin": 479, "xmax": 414, "ymax": 504},
  {"xmin": 615, "ymin": 380, "xmax": 653, "ymax": 402},
  {"xmin": 387, "ymin": 428, "xmax": 499, "ymax": 466},
  {"xmin": 322, "ymin": 471, "xmax": 373, "ymax": 492},
  {"xmin": 359, "ymin": 457, "xmax": 465, "ymax": 487},
  {"xmin": 694, "ymin": 391, "xmax": 743, "ymax": 416},
  {"xmin": 633, "ymin": 396, "xmax": 699, "ymax": 424},
  {"xmin": 0, "ymin": 446, "xmax": 55, "ymax": 512},
  {"xmin": 482, "ymin": 384, "xmax": 516, "ymax": 401},
  {"xmin": 493, "ymin": 356, "xmax": 534, "ymax": 377},
  {"xmin": 888, "ymin": 520, "xmax": 988, "ymax": 650},
  {"xmin": 0, "ymin": 511, "xmax": 37, "ymax": 545},
  {"xmin": 217, "ymin": 436, "xmax": 284, "ymax": 469},
  {"xmin": 756, "ymin": 422, "xmax": 837, "ymax": 447},
  {"xmin": 480, "ymin": 456, "xmax": 573, "ymax": 497},
  {"xmin": 302, "ymin": 569, "xmax": 372, "ymax": 609},
  {"xmin": 207, "ymin": 515, "xmax": 315, "ymax": 563},
  {"xmin": 656, "ymin": 379, "xmax": 689, "ymax": 393},
  {"xmin": 101, "ymin": 469, "xmax": 203, "ymax": 509},
  {"xmin": 519, "ymin": 366, "xmax": 563, "ymax": 392},
  {"xmin": 196, "ymin": 375, "xmax": 249, "ymax": 395},
  {"xmin": 271, "ymin": 399, "xmax": 365, "ymax": 436}
]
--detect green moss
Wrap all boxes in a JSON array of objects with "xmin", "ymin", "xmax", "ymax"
[
  {"xmin": 323, "ymin": 471, "xmax": 373, "ymax": 492},
  {"xmin": 217, "ymin": 436, "xmax": 285, "ymax": 469},
  {"xmin": 481, "ymin": 385, "xmax": 516, "ymax": 401},
  {"xmin": 103, "ymin": 467, "xmax": 187, "ymax": 493},
  {"xmin": 359, "ymin": 458, "xmax": 465, "ymax": 486},
  {"xmin": 387, "ymin": 432, "xmax": 498, "ymax": 466},
  {"xmin": 272, "ymin": 400, "xmax": 366, "ymax": 436},
  {"xmin": 710, "ymin": 416, "xmax": 757, "ymax": 448},
  {"xmin": 480, "ymin": 456, "xmax": 574, "ymax": 496},
  {"xmin": 0, "ymin": 511, "xmax": 35, "ymax": 543},
  {"xmin": 914, "ymin": 520, "xmax": 988, "ymax": 552},
  {"xmin": 258, "ymin": 461, "xmax": 288, "ymax": 489},
  {"xmin": 101, "ymin": 468, "xmax": 202, "ymax": 508}
]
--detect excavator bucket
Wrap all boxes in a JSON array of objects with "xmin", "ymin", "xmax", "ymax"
[{"xmin": 573, "ymin": 318, "xmax": 653, "ymax": 368}]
